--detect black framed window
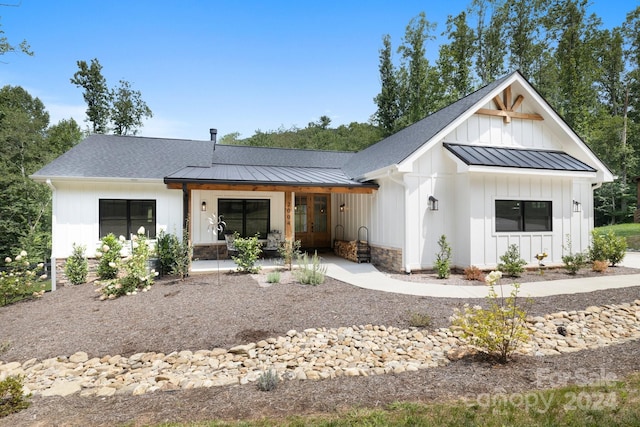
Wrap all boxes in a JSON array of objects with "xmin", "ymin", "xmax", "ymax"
[
  {"xmin": 218, "ymin": 199, "xmax": 270, "ymax": 240},
  {"xmin": 495, "ymin": 200, "xmax": 552, "ymax": 232},
  {"xmin": 99, "ymin": 199, "xmax": 156, "ymax": 238}
]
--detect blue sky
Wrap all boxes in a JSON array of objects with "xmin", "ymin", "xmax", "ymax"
[{"xmin": 0, "ymin": 1, "xmax": 636, "ymax": 141}]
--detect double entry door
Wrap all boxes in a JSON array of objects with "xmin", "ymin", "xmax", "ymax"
[{"xmin": 294, "ymin": 193, "xmax": 330, "ymax": 249}]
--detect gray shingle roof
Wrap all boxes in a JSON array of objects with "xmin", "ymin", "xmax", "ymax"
[
  {"xmin": 342, "ymin": 73, "xmax": 515, "ymax": 179},
  {"xmin": 32, "ymin": 134, "xmax": 213, "ymax": 180},
  {"xmin": 211, "ymin": 144, "xmax": 354, "ymax": 168},
  {"xmin": 444, "ymin": 143, "xmax": 596, "ymax": 172}
]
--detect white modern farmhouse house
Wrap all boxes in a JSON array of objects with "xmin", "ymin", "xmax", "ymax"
[{"xmin": 32, "ymin": 71, "xmax": 614, "ymax": 287}]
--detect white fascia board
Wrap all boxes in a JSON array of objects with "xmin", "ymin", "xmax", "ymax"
[
  {"xmin": 29, "ymin": 175, "xmax": 165, "ymax": 185},
  {"xmin": 465, "ymin": 165, "xmax": 597, "ymax": 179}
]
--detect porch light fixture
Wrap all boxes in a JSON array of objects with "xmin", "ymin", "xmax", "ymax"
[
  {"xmin": 573, "ymin": 200, "xmax": 581, "ymax": 212},
  {"xmin": 340, "ymin": 203, "xmax": 345, "ymax": 212},
  {"xmin": 201, "ymin": 201, "xmax": 207, "ymax": 212},
  {"xmin": 428, "ymin": 196, "xmax": 439, "ymax": 211}
]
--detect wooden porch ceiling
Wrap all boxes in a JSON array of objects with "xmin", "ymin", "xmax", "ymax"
[{"xmin": 166, "ymin": 182, "xmax": 377, "ymax": 194}]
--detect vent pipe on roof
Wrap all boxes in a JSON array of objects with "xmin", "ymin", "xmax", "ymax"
[{"xmin": 210, "ymin": 128, "xmax": 218, "ymax": 150}]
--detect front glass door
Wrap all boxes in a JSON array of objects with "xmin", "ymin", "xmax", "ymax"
[{"xmin": 294, "ymin": 193, "xmax": 330, "ymax": 248}]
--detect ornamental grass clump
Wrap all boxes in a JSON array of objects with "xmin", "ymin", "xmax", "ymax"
[
  {"xmin": 295, "ymin": 251, "xmax": 327, "ymax": 285},
  {"xmin": 256, "ymin": 369, "xmax": 279, "ymax": 391},
  {"xmin": 0, "ymin": 250, "xmax": 47, "ymax": 306},
  {"xmin": 450, "ymin": 270, "xmax": 531, "ymax": 363}
]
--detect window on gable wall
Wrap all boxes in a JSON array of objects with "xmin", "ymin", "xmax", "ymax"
[
  {"xmin": 495, "ymin": 200, "xmax": 552, "ymax": 232},
  {"xmin": 99, "ymin": 199, "xmax": 157, "ymax": 239},
  {"xmin": 217, "ymin": 199, "xmax": 270, "ymax": 240}
]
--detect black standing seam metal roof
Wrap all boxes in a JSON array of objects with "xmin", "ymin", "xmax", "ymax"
[
  {"xmin": 164, "ymin": 164, "xmax": 378, "ymax": 188},
  {"xmin": 443, "ymin": 143, "xmax": 597, "ymax": 172}
]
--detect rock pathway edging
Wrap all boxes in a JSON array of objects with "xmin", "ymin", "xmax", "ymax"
[{"xmin": 1, "ymin": 300, "xmax": 639, "ymax": 398}]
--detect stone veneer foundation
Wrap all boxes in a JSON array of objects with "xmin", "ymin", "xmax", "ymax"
[{"xmin": 370, "ymin": 245, "xmax": 403, "ymax": 272}]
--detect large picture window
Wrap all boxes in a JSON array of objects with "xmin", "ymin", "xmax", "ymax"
[
  {"xmin": 99, "ymin": 199, "xmax": 156, "ymax": 238},
  {"xmin": 495, "ymin": 200, "xmax": 552, "ymax": 232},
  {"xmin": 218, "ymin": 199, "xmax": 270, "ymax": 240}
]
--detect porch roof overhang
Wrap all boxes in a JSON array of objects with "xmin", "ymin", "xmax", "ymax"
[
  {"xmin": 163, "ymin": 165, "xmax": 378, "ymax": 194},
  {"xmin": 444, "ymin": 143, "xmax": 598, "ymax": 179}
]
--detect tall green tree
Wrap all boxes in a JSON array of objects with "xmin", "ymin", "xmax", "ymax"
[
  {"xmin": 501, "ymin": 0, "xmax": 549, "ymax": 81},
  {"xmin": 111, "ymin": 80, "xmax": 153, "ymax": 135},
  {"xmin": 437, "ymin": 11, "xmax": 476, "ymax": 103},
  {"xmin": 0, "ymin": 86, "xmax": 49, "ymax": 259},
  {"xmin": 470, "ymin": 0, "xmax": 507, "ymax": 85},
  {"xmin": 70, "ymin": 58, "xmax": 110, "ymax": 133},
  {"xmin": 71, "ymin": 58, "xmax": 152, "ymax": 135},
  {"xmin": 397, "ymin": 12, "xmax": 437, "ymax": 124},
  {"xmin": 373, "ymin": 34, "xmax": 400, "ymax": 136}
]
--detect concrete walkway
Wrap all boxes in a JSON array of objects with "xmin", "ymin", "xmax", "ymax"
[{"xmin": 191, "ymin": 252, "xmax": 640, "ymax": 299}]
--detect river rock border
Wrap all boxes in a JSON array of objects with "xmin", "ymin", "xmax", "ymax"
[{"xmin": 1, "ymin": 300, "xmax": 639, "ymax": 398}]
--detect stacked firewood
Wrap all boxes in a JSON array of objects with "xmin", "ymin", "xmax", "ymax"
[{"xmin": 333, "ymin": 240, "xmax": 358, "ymax": 262}]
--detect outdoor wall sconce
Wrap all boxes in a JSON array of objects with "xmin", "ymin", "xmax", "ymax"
[
  {"xmin": 573, "ymin": 200, "xmax": 581, "ymax": 212},
  {"xmin": 428, "ymin": 196, "xmax": 439, "ymax": 211},
  {"xmin": 201, "ymin": 201, "xmax": 207, "ymax": 212},
  {"xmin": 340, "ymin": 203, "xmax": 345, "ymax": 212}
]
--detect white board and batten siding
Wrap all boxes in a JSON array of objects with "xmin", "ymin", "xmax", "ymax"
[
  {"xmin": 382, "ymin": 101, "xmax": 596, "ymax": 271},
  {"xmin": 51, "ymin": 181, "xmax": 183, "ymax": 259}
]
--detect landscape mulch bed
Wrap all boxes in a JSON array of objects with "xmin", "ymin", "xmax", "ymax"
[{"xmin": 2, "ymin": 266, "xmax": 640, "ymax": 426}]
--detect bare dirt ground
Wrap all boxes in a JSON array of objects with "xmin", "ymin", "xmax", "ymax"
[{"xmin": 2, "ymin": 266, "xmax": 640, "ymax": 426}]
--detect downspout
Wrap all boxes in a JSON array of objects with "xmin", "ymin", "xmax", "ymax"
[
  {"xmin": 387, "ymin": 169, "xmax": 411, "ymax": 273},
  {"xmin": 46, "ymin": 179, "xmax": 57, "ymax": 291}
]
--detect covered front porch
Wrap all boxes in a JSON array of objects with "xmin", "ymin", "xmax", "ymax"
[{"xmin": 166, "ymin": 183, "xmax": 377, "ymax": 261}]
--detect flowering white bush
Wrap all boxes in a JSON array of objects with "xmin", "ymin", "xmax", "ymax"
[
  {"xmin": 95, "ymin": 234, "xmax": 123, "ymax": 280},
  {"xmin": 97, "ymin": 227, "xmax": 157, "ymax": 300},
  {"xmin": 1, "ymin": 250, "xmax": 46, "ymax": 306}
]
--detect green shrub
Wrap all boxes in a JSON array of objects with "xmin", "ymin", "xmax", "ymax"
[
  {"xmin": 156, "ymin": 230, "xmax": 180, "ymax": 276},
  {"xmin": 451, "ymin": 271, "xmax": 530, "ymax": 363},
  {"xmin": 256, "ymin": 369, "xmax": 279, "ymax": 391},
  {"xmin": 95, "ymin": 234, "xmax": 123, "ymax": 280},
  {"xmin": 562, "ymin": 236, "xmax": 587, "ymax": 275},
  {"xmin": 589, "ymin": 230, "xmax": 627, "ymax": 266},
  {"xmin": 156, "ymin": 228, "xmax": 191, "ymax": 279},
  {"xmin": 64, "ymin": 243, "xmax": 88, "ymax": 285},
  {"xmin": 266, "ymin": 270, "xmax": 281, "ymax": 283},
  {"xmin": 434, "ymin": 235, "xmax": 452, "ymax": 279},
  {"xmin": 0, "ymin": 376, "xmax": 31, "ymax": 418},
  {"xmin": 497, "ymin": 244, "xmax": 527, "ymax": 277},
  {"xmin": 277, "ymin": 239, "xmax": 301, "ymax": 271},
  {"xmin": 0, "ymin": 250, "xmax": 46, "ymax": 306},
  {"xmin": 232, "ymin": 233, "xmax": 262, "ymax": 274},
  {"xmin": 295, "ymin": 251, "xmax": 326, "ymax": 285}
]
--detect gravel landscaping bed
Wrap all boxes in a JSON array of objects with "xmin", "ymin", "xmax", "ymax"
[{"xmin": 2, "ymin": 268, "xmax": 640, "ymax": 426}]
